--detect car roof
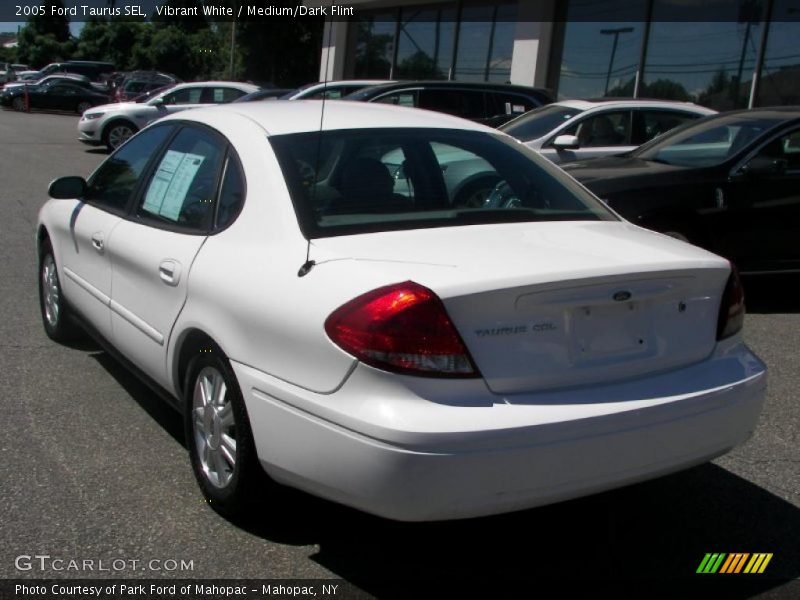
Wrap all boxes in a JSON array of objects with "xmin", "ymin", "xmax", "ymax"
[
  {"xmin": 288, "ymin": 80, "xmax": 393, "ymax": 98},
  {"xmin": 160, "ymin": 99, "xmax": 494, "ymax": 136},
  {"xmin": 169, "ymin": 80, "xmax": 260, "ymax": 91},
  {"xmin": 553, "ymin": 98, "xmax": 714, "ymax": 112},
  {"xmin": 351, "ymin": 80, "xmax": 551, "ymax": 96}
]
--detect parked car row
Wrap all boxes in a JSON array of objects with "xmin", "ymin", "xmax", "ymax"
[{"xmin": 10, "ymin": 67, "xmax": 792, "ymax": 275}]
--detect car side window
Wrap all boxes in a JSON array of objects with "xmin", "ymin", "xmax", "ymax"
[
  {"xmin": 564, "ymin": 111, "xmax": 632, "ymax": 147},
  {"xmin": 640, "ymin": 110, "xmax": 700, "ymax": 144},
  {"xmin": 204, "ymin": 87, "xmax": 246, "ymax": 104},
  {"xmin": 752, "ymin": 129, "xmax": 800, "ymax": 172},
  {"xmin": 489, "ymin": 92, "xmax": 537, "ymax": 119},
  {"xmin": 136, "ymin": 126, "xmax": 226, "ymax": 232},
  {"xmin": 375, "ymin": 91, "xmax": 417, "ymax": 107},
  {"xmin": 215, "ymin": 154, "xmax": 245, "ymax": 230},
  {"xmin": 419, "ymin": 89, "xmax": 487, "ymax": 120},
  {"xmin": 85, "ymin": 125, "xmax": 174, "ymax": 213},
  {"xmin": 162, "ymin": 87, "xmax": 203, "ymax": 105},
  {"xmin": 306, "ymin": 88, "xmax": 345, "ymax": 100}
]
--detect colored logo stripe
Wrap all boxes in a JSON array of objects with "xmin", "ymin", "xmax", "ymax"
[
  {"xmin": 744, "ymin": 553, "xmax": 773, "ymax": 574},
  {"xmin": 697, "ymin": 553, "xmax": 773, "ymax": 574},
  {"xmin": 697, "ymin": 553, "xmax": 726, "ymax": 573},
  {"xmin": 720, "ymin": 553, "xmax": 749, "ymax": 573}
]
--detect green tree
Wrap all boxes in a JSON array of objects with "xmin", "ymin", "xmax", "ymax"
[
  {"xmin": 643, "ymin": 78, "xmax": 691, "ymax": 102},
  {"xmin": 15, "ymin": 0, "xmax": 74, "ymax": 67},
  {"xmin": 189, "ymin": 27, "xmax": 228, "ymax": 80},
  {"xmin": 396, "ymin": 51, "xmax": 444, "ymax": 80},
  {"xmin": 75, "ymin": 20, "xmax": 152, "ymax": 70},
  {"xmin": 146, "ymin": 25, "xmax": 194, "ymax": 79}
]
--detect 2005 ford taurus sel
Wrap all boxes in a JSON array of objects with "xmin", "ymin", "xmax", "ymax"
[{"xmin": 37, "ymin": 101, "xmax": 766, "ymax": 521}]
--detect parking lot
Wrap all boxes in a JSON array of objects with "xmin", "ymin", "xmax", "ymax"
[{"xmin": 1, "ymin": 109, "xmax": 798, "ymax": 597}]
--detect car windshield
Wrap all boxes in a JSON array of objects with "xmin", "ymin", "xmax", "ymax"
[
  {"xmin": 499, "ymin": 104, "xmax": 585, "ymax": 141},
  {"xmin": 634, "ymin": 114, "xmax": 785, "ymax": 167},
  {"xmin": 270, "ymin": 128, "xmax": 616, "ymax": 238}
]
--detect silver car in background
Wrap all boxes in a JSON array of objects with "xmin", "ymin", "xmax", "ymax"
[
  {"xmin": 77, "ymin": 81, "xmax": 260, "ymax": 151},
  {"xmin": 500, "ymin": 99, "xmax": 715, "ymax": 164}
]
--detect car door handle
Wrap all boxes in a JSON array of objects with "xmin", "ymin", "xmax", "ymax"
[
  {"xmin": 158, "ymin": 260, "xmax": 181, "ymax": 286},
  {"xmin": 90, "ymin": 232, "xmax": 104, "ymax": 252}
]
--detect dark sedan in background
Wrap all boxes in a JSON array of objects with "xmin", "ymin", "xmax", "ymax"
[
  {"xmin": 562, "ymin": 107, "xmax": 800, "ymax": 275},
  {"xmin": 1, "ymin": 79, "xmax": 110, "ymax": 114},
  {"xmin": 345, "ymin": 80, "xmax": 553, "ymax": 127}
]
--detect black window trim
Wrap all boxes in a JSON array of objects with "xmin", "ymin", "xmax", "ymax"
[{"xmin": 210, "ymin": 148, "xmax": 247, "ymax": 234}]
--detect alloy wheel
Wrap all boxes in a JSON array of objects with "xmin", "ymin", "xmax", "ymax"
[
  {"xmin": 41, "ymin": 253, "xmax": 60, "ymax": 327},
  {"xmin": 107, "ymin": 124, "xmax": 134, "ymax": 149},
  {"xmin": 192, "ymin": 365, "xmax": 237, "ymax": 489}
]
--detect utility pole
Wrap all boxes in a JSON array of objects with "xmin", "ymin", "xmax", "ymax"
[{"xmin": 601, "ymin": 27, "xmax": 633, "ymax": 96}]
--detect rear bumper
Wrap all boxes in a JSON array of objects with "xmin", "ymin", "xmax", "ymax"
[{"xmin": 232, "ymin": 341, "xmax": 766, "ymax": 521}]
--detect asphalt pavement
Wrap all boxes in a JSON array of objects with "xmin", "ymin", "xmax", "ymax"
[{"xmin": 1, "ymin": 108, "xmax": 798, "ymax": 598}]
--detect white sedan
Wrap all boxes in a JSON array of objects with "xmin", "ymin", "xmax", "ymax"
[
  {"xmin": 500, "ymin": 99, "xmax": 716, "ymax": 164},
  {"xmin": 39, "ymin": 101, "xmax": 766, "ymax": 521},
  {"xmin": 77, "ymin": 80, "xmax": 260, "ymax": 151}
]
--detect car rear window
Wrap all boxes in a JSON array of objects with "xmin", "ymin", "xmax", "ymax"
[{"xmin": 270, "ymin": 128, "xmax": 616, "ymax": 238}]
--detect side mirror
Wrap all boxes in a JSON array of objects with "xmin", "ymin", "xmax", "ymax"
[
  {"xmin": 48, "ymin": 176, "xmax": 87, "ymax": 199},
  {"xmin": 151, "ymin": 97, "xmax": 165, "ymax": 107},
  {"xmin": 552, "ymin": 134, "xmax": 580, "ymax": 151},
  {"xmin": 742, "ymin": 156, "xmax": 787, "ymax": 177}
]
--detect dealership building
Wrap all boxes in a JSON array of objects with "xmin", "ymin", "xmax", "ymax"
[{"xmin": 314, "ymin": 0, "xmax": 800, "ymax": 111}]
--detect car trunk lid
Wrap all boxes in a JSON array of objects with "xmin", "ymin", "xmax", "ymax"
[{"xmin": 312, "ymin": 222, "xmax": 729, "ymax": 394}]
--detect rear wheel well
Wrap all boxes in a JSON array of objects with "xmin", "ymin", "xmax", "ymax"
[{"xmin": 175, "ymin": 330, "xmax": 221, "ymax": 399}]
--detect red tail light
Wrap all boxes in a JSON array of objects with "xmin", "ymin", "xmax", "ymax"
[
  {"xmin": 325, "ymin": 281, "xmax": 479, "ymax": 378},
  {"xmin": 717, "ymin": 265, "xmax": 745, "ymax": 340}
]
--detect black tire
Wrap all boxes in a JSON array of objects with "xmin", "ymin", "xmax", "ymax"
[
  {"xmin": 38, "ymin": 239, "xmax": 82, "ymax": 343},
  {"xmin": 12, "ymin": 96, "xmax": 25, "ymax": 112},
  {"xmin": 102, "ymin": 120, "xmax": 137, "ymax": 152},
  {"xmin": 184, "ymin": 344, "xmax": 268, "ymax": 516},
  {"xmin": 76, "ymin": 101, "xmax": 92, "ymax": 115}
]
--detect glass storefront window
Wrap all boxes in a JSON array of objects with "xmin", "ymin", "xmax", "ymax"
[
  {"xmin": 552, "ymin": 0, "xmax": 647, "ymax": 99},
  {"xmin": 396, "ymin": 5, "xmax": 457, "ymax": 80},
  {"xmin": 454, "ymin": 2, "xmax": 518, "ymax": 83},
  {"xmin": 644, "ymin": 0, "xmax": 763, "ymax": 110},
  {"xmin": 757, "ymin": 0, "xmax": 800, "ymax": 106},
  {"xmin": 350, "ymin": 1, "xmax": 518, "ymax": 83},
  {"xmin": 353, "ymin": 11, "xmax": 397, "ymax": 78}
]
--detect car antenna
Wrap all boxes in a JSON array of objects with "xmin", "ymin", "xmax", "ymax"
[{"xmin": 298, "ymin": 6, "xmax": 335, "ymax": 278}]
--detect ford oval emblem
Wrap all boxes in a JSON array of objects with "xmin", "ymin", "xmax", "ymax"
[{"xmin": 613, "ymin": 291, "xmax": 632, "ymax": 302}]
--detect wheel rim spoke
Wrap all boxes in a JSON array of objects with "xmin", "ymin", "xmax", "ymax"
[
  {"xmin": 211, "ymin": 448, "xmax": 228, "ymax": 483},
  {"xmin": 220, "ymin": 434, "xmax": 236, "ymax": 466},
  {"xmin": 191, "ymin": 365, "xmax": 237, "ymax": 489},
  {"xmin": 217, "ymin": 402, "xmax": 233, "ymax": 428},
  {"xmin": 193, "ymin": 407, "xmax": 206, "ymax": 433}
]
